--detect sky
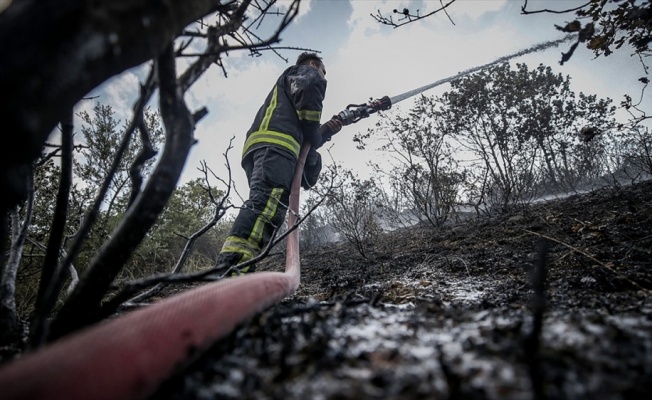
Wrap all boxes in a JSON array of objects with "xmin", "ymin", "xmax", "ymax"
[{"xmin": 77, "ymin": 0, "xmax": 651, "ymax": 203}]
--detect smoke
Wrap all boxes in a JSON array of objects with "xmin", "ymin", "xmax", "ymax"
[{"xmin": 389, "ymin": 35, "xmax": 575, "ymax": 105}]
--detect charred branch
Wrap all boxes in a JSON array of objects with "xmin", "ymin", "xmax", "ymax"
[
  {"xmin": 372, "ymin": 0, "xmax": 457, "ymax": 28},
  {"xmin": 521, "ymin": 0, "xmax": 592, "ymax": 15},
  {"xmin": 0, "ymin": 0, "xmax": 229, "ymax": 215},
  {"xmin": 127, "ymin": 117, "xmax": 157, "ymax": 208},
  {"xmin": 27, "ymin": 111, "xmax": 74, "ymax": 349},
  {"xmin": 48, "ymin": 42, "xmax": 196, "ymax": 340},
  {"xmin": 100, "ymin": 175, "xmax": 333, "ymax": 315},
  {"xmin": 125, "ymin": 141, "xmax": 236, "ymax": 305}
]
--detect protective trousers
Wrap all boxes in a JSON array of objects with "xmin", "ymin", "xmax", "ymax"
[{"xmin": 217, "ymin": 146, "xmax": 295, "ymax": 268}]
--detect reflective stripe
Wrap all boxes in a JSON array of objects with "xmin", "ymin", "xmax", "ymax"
[
  {"xmin": 260, "ymin": 86, "xmax": 278, "ymax": 131},
  {"xmin": 249, "ymin": 187, "xmax": 284, "ymax": 246},
  {"xmin": 242, "ymin": 130, "xmax": 300, "ymax": 158},
  {"xmin": 221, "ymin": 235, "xmax": 256, "ymax": 262},
  {"xmin": 297, "ymin": 109, "xmax": 321, "ymax": 122}
]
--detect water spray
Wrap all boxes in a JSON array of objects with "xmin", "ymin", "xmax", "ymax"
[{"xmin": 335, "ymin": 35, "xmax": 575, "ymax": 126}]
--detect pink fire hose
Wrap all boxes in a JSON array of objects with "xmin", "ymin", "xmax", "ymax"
[{"xmin": 0, "ymin": 145, "xmax": 311, "ymax": 400}]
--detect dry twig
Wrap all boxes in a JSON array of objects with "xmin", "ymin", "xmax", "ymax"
[{"xmin": 523, "ymin": 229, "xmax": 649, "ymax": 294}]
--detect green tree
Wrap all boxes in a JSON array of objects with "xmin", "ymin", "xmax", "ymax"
[
  {"xmin": 439, "ymin": 63, "xmax": 617, "ymax": 211},
  {"xmin": 11, "ymin": 159, "xmax": 86, "ymax": 319},
  {"xmin": 373, "ymin": 1, "xmax": 650, "ymax": 133},
  {"xmin": 0, "ymin": 181, "xmax": 33, "ymax": 344},
  {"xmin": 440, "ymin": 63, "xmax": 542, "ymax": 211},
  {"xmin": 515, "ymin": 64, "xmax": 617, "ymax": 191},
  {"xmin": 75, "ymin": 103, "xmax": 164, "ymax": 233}
]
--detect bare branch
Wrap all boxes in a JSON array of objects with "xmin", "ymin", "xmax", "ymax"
[
  {"xmin": 371, "ymin": 0, "xmax": 457, "ymax": 29},
  {"xmin": 52, "ymin": 65, "xmax": 158, "ymax": 306},
  {"xmin": 126, "ymin": 114, "xmax": 158, "ymax": 208},
  {"xmin": 123, "ymin": 139, "xmax": 237, "ymax": 305},
  {"xmin": 103, "ymin": 167, "xmax": 335, "ymax": 313},
  {"xmin": 28, "ymin": 111, "xmax": 73, "ymax": 349},
  {"xmin": 179, "ymin": 45, "xmax": 319, "ymax": 58},
  {"xmin": 524, "ymin": 229, "xmax": 649, "ymax": 294},
  {"xmin": 521, "ymin": 0, "xmax": 592, "ymax": 15},
  {"xmin": 49, "ymin": 42, "xmax": 196, "ymax": 341}
]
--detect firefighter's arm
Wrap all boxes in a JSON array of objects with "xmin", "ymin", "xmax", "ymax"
[{"xmin": 288, "ymin": 66, "xmax": 327, "ymax": 148}]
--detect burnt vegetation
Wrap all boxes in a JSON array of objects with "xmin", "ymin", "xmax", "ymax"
[
  {"xmin": 154, "ymin": 179, "xmax": 652, "ymax": 399},
  {"xmin": 1, "ymin": 0, "xmax": 651, "ymax": 398}
]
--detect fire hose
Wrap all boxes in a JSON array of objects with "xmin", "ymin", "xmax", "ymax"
[{"xmin": 0, "ymin": 97, "xmax": 392, "ymax": 400}]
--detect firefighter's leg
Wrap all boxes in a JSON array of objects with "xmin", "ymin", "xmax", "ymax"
[{"xmin": 217, "ymin": 147, "xmax": 294, "ymax": 272}]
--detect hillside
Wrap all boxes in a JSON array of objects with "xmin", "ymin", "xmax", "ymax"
[{"xmin": 155, "ymin": 180, "xmax": 652, "ymax": 399}]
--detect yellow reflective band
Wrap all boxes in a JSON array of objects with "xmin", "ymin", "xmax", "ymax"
[
  {"xmin": 260, "ymin": 86, "xmax": 278, "ymax": 131},
  {"xmin": 249, "ymin": 187, "xmax": 284, "ymax": 246},
  {"xmin": 242, "ymin": 130, "xmax": 301, "ymax": 158},
  {"xmin": 297, "ymin": 109, "xmax": 321, "ymax": 122},
  {"xmin": 220, "ymin": 247, "xmax": 254, "ymax": 263},
  {"xmin": 221, "ymin": 236, "xmax": 257, "ymax": 261}
]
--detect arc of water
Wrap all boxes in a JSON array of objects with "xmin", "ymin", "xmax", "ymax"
[{"xmin": 389, "ymin": 35, "xmax": 575, "ymax": 106}]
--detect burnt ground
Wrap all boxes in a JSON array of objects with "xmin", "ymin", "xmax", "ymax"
[{"xmin": 155, "ymin": 180, "xmax": 652, "ymax": 399}]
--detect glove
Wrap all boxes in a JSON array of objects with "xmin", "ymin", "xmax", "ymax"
[
  {"xmin": 301, "ymin": 148, "xmax": 322, "ymax": 190},
  {"xmin": 318, "ymin": 116, "xmax": 343, "ymax": 144}
]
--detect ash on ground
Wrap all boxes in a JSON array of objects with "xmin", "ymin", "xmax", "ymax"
[{"xmin": 152, "ymin": 181, "xmax": 652, "ymax": 400}]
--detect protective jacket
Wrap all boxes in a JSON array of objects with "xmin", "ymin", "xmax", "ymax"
[
  {"xmin": 217, "ymin": 64, "xmax": 327, "ymax": 270},
  {"xmin": 242, "ymin": 64, "xmax": 327, "ymax": 162}
]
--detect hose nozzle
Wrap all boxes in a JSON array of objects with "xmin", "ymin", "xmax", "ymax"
[{"xmin": 336, "ymin": 96, "xmax": 391, "ymax": 126}]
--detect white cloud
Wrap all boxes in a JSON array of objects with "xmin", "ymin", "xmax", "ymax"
[
  {"xmin": 445, "ymin": 0, "xmax": 507, "ymax": 20},
  {"xmin": 102, "ymin": 71, "xmax": 140, "ymax": 117},
  {"xmin": 278, "ymin": 0, "xmax": 313, "ymax": 21}
]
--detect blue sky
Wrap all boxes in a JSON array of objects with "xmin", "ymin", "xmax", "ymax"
[{"xmin": 77, "ymin": 0, "xmax": 651, "ymax": 201}]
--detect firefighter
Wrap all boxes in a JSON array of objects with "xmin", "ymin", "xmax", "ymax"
[{"xmin": 216, "ymin": 52, "xmax": 343, "ymax": 273}]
